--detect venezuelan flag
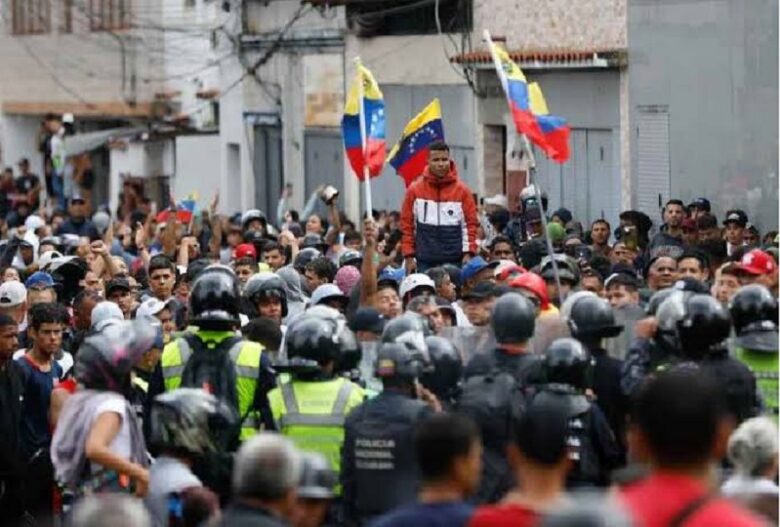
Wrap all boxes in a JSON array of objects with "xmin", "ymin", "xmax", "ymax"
[
  {"xmin": 156, "ymin": 195, "xmax": 197, "ymax": 223},
  {"xmin": 488, "ymin": 41, "xmax": 570, "ymax": 163},
  {"xmin": 387, "ymin": 98, "xmax": 445, "ymax": 187},
  {"xmin": 342, "ymin": 64, "xmax": 386, "ymax": 180}
]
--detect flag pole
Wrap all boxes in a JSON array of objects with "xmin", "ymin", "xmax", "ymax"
[
  {"xmin": 354, "ymin": 57, "xmax": 373, "ymax": 219},
  {"xmin": 483, "ymin": 29, "xmax": 564, "ymax": 307}
]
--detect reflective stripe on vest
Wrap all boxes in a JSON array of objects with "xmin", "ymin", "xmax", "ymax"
[
  {"xmin": 161, "ymin": 336, "xmax": 263, "ymax": 440},
  {"xmin": 277, "ymin": 380, "xmax": 354, "ymax": 428}
]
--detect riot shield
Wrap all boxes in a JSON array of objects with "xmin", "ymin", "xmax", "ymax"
[
  {"xmin": 358, "ymin": 341, "xmax": 383, "ymax": 393},
  {"xmin": 439, "ymin": 326, "xmax": 496, "ymax": 365},
  {"xmin": 529, "ymin": 313, "xmax": 572, "ymax": 355},
  {"xmin": 604, "ymin": 304, "xmax": 646, "ymax": 360}
]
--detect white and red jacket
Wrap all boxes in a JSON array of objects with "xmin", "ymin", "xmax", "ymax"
[{"xmin": 400, "ymin": 162, "xmax": 478, "ymax": 265}]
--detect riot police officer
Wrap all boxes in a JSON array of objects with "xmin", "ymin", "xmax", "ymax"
[
  {"xmin": 267, "ymin": 308, "xmax": 365, "ymax": 492},
  {"xmin": 729, "ymin": 284, "xmax": 779, "ymax": 416},
  {"xmin": 244, "ymin": 273, "xmax": 289, "ymax": 326},
  {"xmin": 341, "ymin": 341, "xmax": 439, "ymax": 525},
  {"xmin": 566, "ymin": 294, "xmax": 628, "ymax": 448},
  {"xmin": 457, "ymin": 293, "xmax": 542, "ymax": 503},
  {"xmin": 536, "ymin": 338, "xmax": 623, "ymax": 487},
  {"xmin": 149, "ymin": 265, "xmax": 275, "ymax": 442}
]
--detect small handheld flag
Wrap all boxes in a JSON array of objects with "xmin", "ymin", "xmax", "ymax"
[
  {"xmin": 387, "ymin": 98, "xmax": 445, "ymax": 187},
  {"xmin": 485, "ymin": 33, "xmax": 570, "ymax": 163},
  {"xmin": 342, "ymin": 63, "xmax": 387, "ymax": 180}
]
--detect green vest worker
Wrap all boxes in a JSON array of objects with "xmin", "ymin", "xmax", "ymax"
[
  {"xmin": 148, "ymin": 264, "xmax": 275, "ymax": 443},
  {"xmin": 730, "ymin": 284, "xmax": 779, "ymax": 417},
  {"xmin": 268, "ymin": 307, "xmax": 365, "ymax": 489}
]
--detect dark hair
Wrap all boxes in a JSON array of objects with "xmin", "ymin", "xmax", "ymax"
[
  {"xmin": 73, "ymin": 289, "xmax": 102, "ymax": 310},
  {"xmin": 489, "ymin": 235, "xmax": 514, "ymax": 252},
  {"xmin": 664, "ymin": 199, "xmax": 685, "ymax": 212},
  {"xmin": 677, "ymin": 250, "xmax": 709, "ymax": 271},
  {"xmin": 287, "ymin": 209, "xmax": 300, "ymax": 223},
  {"xmin": 587, "ymin": 255, "xmax": 611, "ymax": 281},
  {"xmin": 234, "ymin": 257, "xmax": 258, "ymax": 270},
  {"xmin": 242, "ymin": 317, "xmax": 283, "ymax": 352},
  {"xmin": 344, "ymin": 230, "xmax": 362, "ymax": 246},
  {"xmin": 29, "ymin": 302, "xmax": 68, "ymax": 330},
  {"xmin": 631, "ymin": 370, "xmax": 726, "ymax": 467},
  {"xmin": 426, "ymin": 267, "xmax": 449, "ymax": 289},
  {"xmin": 148, "ymin": 254, "xmax": 175, "ymax": 276},
  {"xmin": 305, "ymin": 257, "xmax": 337, "ymax": 282},
  {"xmin": 729, "ymin": 245, "xmax": 749, "ymax": 263},
  {"xmin": 263, "ymin": 241, "xmax": 282, "ymax": 255},
  {"xmin": 696, "ymin": 213, "xmax": 718, "ymax": 230},
  {"xmin": 429, "ymin": 140, "xmax": 450, "ymax": 153},
  {"xmin": 0, "ymin": 313, "xmax": 17, "ymax": 328},
  {"xmin": 591, "ymin": 218, "xmax": 611, "ymax": 231},
  {"xmin": 605, "ymin": 273, "xmax": 639, "ymax": 292},
  {"xmin": 415, "ymin": 413, "xmax": 479, "ymax": 482},
  {"xmin": 512, "ymin": 399, "xmax": 570, "ymax": 466}
]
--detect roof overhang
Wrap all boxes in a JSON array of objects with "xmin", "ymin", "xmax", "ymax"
[
  {"xmin": 2, "ymin": 101, "xmax": 158, "ymax": 119},
  {"xmin": 451, "ymin": 49, "xmax": 627, "ymax": 70}
]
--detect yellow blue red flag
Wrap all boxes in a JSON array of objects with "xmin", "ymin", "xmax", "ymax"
[
  {"xmin": 487, "ymin": 40, "xmax": 570, "ymax": 163},
  {"xmin": 387, "ymin": 98, "xmax": 445, "ymax": 187},
  {"xmin": 342, "ymin": 64, "xmax": 386, "ymax": 180}
]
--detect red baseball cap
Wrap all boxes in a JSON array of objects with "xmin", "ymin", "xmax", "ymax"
[
  {"xmin": 233, "ymin": 243, "xmax": 257, "ymax": 260},
  {"xmin": 738, "ymin": 249, "xmax": 777, "ymax": 276}
]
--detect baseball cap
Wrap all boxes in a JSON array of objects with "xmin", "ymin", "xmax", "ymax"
[
  {"xmin": 348, "ymin": 307, "xmax": 386, "ymax": 334},
  {"xmin": 378, "ymin": 267, "xmax": 404, "ymax": 290},
  {"xmin": 738, "ymin": 249, "xmax": 777, "ymax": 276},
  {"xmin": 311, "ymin": 284, "xmax": 349, "ymax": 307},
  {"xmin": 399, "ymin": 273, "xmax": 436, "ymax": 299},
  {"xmin": 0, "ymin": 281, "xmax": 26, "ymax": 307},
  {"xmin": 91, "ymin": 301, "xmax": 124, "ymax": 331},
  {"xmin": 462, "ymin": 281, "xmax": 497, "ymax": 301},
  {"xmin": 69, "ymin": 194, "xmax": 86, "ymax": 204},
  {"xmin": 540, "ymin": 254, "xmax": 579, "ymax": 284},
  {"xmin": 688, "ymin": 197, "xmax": 711, "ymax": 212},
  {"xmin": 24, "ymin": 271, "xmax": 54, "ymax": 290},
  {"xmin": 105, "ymin": 276, "xmax": 132, "ymax": 296},
  {"xmin": 723, "ymin": 209, "xmax": 748, "ymax": 228},
  {"xmin": 136, "ymin": 297, "xmax": 173, "ymax": 319},
  {"xmin": 484, "ymin": 194, "xmax": 509, "ymax": 209},
  {"xmin": 233, "ymin": 243, "xmax": 258, "ymax": 260},
  {"xmin": 461, "ymin": 256, "xmax": 500, "ymax": 283},
  {"xmin": 681, "ymin": 218, "xmax": 697, "ymax": 231},
  {"xmin": 494, "ymin": 261, "xmax": 525, "ymax": 281},
  {"xmin": 24, "ymin": 215, "xmax": 45, "ymax": 232}
]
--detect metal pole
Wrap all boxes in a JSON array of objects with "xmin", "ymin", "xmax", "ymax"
[
  {"xmin": 522, "ymin": 136, "xmax": 565, "ymax": 307},
  {"xmin": 354, "ymin": 57, "xmax": 373, "ymax": 217}
]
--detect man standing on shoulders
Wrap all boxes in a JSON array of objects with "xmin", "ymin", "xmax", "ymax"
[{"xmin": 400, "ymin": 141, "xmax": 478, "ymax": 273}]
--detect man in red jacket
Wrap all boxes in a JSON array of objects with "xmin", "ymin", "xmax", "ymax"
[{"xmin": 400, "ymin": 141, "xmax": 478, "ymax": 273}]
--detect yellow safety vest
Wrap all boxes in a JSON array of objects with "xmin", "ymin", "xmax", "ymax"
[
  {"xmin": 268, "ymin": 377, "xmax": 364, "ymax": 492},
  {"xmin": 161, "ymin": 334, "xmax": 264, "ymax": 441}
]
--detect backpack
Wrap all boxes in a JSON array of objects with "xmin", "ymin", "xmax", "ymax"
[{"xmin": 178, "ymin": 334, "xmax": 242, "ymax": 416}]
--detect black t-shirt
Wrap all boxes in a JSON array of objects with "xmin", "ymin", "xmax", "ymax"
[{"xmin": 15, "ymin": 175, "xmax": 40, "ymax": 207}]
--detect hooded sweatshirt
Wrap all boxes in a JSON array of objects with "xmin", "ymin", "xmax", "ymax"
[
  {"xmin": 276, "ymin": 266, "xmax": 309, "ymax": 322},
  {"xmin": 400, "ymin": 162, "xmax": 478, "ymax": 265}
]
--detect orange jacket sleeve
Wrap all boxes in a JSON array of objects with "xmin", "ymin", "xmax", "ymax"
[
  {"xmin": 400, "ymin": 185, "xmax": 417, "ymax": 257},
  {"xmin": 462, "ymin": 185, "xmax": 479, "ymax": 255}
]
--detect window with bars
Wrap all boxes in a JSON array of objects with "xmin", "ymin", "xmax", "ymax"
[
  {"xmin": 11, "ymin": 0, "xmax": 51, "ymax": 35},
  {"xmin": 89, "ymin": 0, "xmax": 131, "ymax": 31}
]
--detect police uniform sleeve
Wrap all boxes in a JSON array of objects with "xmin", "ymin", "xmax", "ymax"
[
  {"xmin": 144, "ymin": 362, "xmax": 165, "ymax": 442},
  {"xmin": 620, "ymin": 339, "xmax": 652, "ymax": 396},
  {"xmin": 253, "ymin": 352, "xmax": 277, "ymax": 431},
  {"xmin": 590, "ymin": 403, "xmax": 624, "ymax": 479}
]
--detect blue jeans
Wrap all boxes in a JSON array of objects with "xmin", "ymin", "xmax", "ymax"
[{"xmin": 51, "ymin": 174, "xmax": 65, "ymax": 210}]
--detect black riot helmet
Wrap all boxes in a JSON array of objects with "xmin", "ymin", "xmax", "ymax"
[
  {"xmin": 189, "ymin": 265, "xmax": 240, "ymax": 329},
  {"xmin": 150, "ymin": 388, "xmax": 239, "ymax": 457},
  {"xmin": 294, "ymin": 247, "xmax": 322, "ymax": 273},
  {"xmin": 543, "ymin": 338, "xmax": 592, "ymax": 390},
  {"xmin": 729, "ymin": 284, "xmax": 779, "ymax": 353},
  {"xmin": 305, "ymin": 305, "xmax": 361, "ymax": 373},
  {"xmin": 420, "ymin": 336, "xmax": 462, "ymax": 399},
  {"xmin": 646, "ymin": 288, "xmax": 677, "ymax": 316},
  {"xmin": 285, "ymin": 314, "xmax": 341, "ymax": 370},
  {"xmin": 244, "ymin": 273, "xmax": 288, "ymax": 317},
  {"xmin": 491, "ymin": 292, "xmax": 536, "ymax": 345},
  {"xmin": 568, "ymin": 295, "xmax": 623, "ymax": 341},
  {"xmin": 381, "ymin": 312, "xmax": 431, "ymax": 354},
  {"xmin": 677, "ymin": 294, "xmax": 732, "ymax": 358},
  {"xmin": 729, "ymin": 284, "xmax": 779, "ymax": 335},
  {"xmin": 375, "ymin": 342, "xmax": 429, "ymax": 383}
]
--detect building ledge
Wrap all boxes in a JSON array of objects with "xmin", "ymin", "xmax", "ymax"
[
  {"xmin": 2, "ymin": 101, "xmax": 160, "ymax": 119},
  {"xmin": 451, "ymin": 49, "xmax": 627, "ymax": 70}
]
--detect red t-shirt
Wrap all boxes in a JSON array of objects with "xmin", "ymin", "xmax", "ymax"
[
  {"xmin": 468, "ymin": 503, "xmax": 539, "ymax": 527},
  {"xmin": 619, "ymin": 472, "xmax": 765, "ymax": 527}
]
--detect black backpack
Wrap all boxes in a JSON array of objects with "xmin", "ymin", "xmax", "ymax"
[{"xmin": 179, "ymin": 334, "xmax": 242, "ymax": 417}]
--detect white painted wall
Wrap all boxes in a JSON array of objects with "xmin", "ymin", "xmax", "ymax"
[
  {"xmin": 0, "ymin": 115, "xmax": 44, "ymax": 176},
  {"xmin": 173, "ymin": 134, "xmax": 221, "ymax": 204}
]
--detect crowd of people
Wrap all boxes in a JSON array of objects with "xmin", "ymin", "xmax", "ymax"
[{"xmin": 0, "ymin": 139, "xmax": 777, "ymax": 527}]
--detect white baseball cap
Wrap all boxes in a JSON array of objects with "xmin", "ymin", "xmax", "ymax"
[
  {"xmin": 484, "ymin": 194, "xmax": 509, "ymax": 208},
  {"xmin": 91, "ymin": 301, "xmax": 124, "ymax": 331},
  {"xmin": 136, "ymin": 297, "xmax": 172, "ymax": 319},
  {"xmin": 0, "ymin": 280, "xmax": 26, "ymax": 307},
  {"xmin": 399, "ymin": 273, "xmax": 436, "ymax": 299}
]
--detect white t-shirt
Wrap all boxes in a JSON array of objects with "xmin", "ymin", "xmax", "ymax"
[{"xmin": 92, "ymin": 394, "xmax": 132, "ymax": 470}]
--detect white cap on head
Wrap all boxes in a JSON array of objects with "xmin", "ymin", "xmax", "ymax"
[
  {"xmin": 399, "ymin": 273, "xmax": 436, "ymax": 299},
  {"xmin": 135, "ymin": 297, "xmax": 171, "ymax": 319},
  {"xmin": 484, "ymin": 194, "xmax": 509, "ymax": 209},
  {"xmin": 0, "ymin": 280, "xmax": 26, "ymax": 307}
]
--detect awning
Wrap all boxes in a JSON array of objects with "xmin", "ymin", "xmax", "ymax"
[
  {"xmin": 64, "ymin": 127, "xmax": 147, "ymax": 156},
  {"xmin": 451, "ymin": 49, "xmax": 627, "ymax": 70}
]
